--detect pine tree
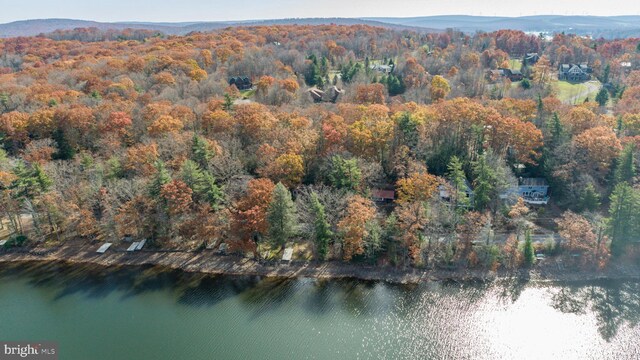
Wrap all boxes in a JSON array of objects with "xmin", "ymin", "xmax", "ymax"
[
  {"xmin": 608, "ymin": 183, "xmax": 639, "ymax": 256},
  {"xmin": 447, "ymin": 155, "xmax": 470, "ymax": 210},
  {"xmin": 328, "ymin": 155, "xmax": 361, "ymax": 191},
  {"xmin": 472, "ymin": 153, "xmax": 497, "ymax": 211},
  {"xmin": 149, "ymin": 161, "xmax": 171, "ymax": 197},
  {"xmin": 578, "ymin": 183, "xmax": 601, "ymax": 212},
  {"xmin": 548, "ymin": 112, "xmax": 564, "ymax": 148},
  {"xmin": 523, "ymin": 229, "xmax": 535, "ymax": 266},
  {"xmin": 201, "ymin": 171, "xmax": 224, "ymax": 210},
  {"xmin": 52, "ymin": 128, "xmax": 75, "ymax": 160},
  {"xmin": 180, "ymin": 160, "xmax": 223, "ymax": 209},
  {"xmin": 614, "ymin": 143, "xmax": 635, "ymax": 185},
  {"xmin": 191, "ymin": 135, "xmax": 213, "ymax": 169},
  {"xmin": 223, "ymin": 93, "xmax": 233, "ymax": 111},
  {"xmin": 595, "ymin": 88, "xmax": 609, "ymax": 107},
  {"xmin": 267, "ymin": 183, "xmax": 297, "ymax": 247},
  {"xmin": 11, "ymin": 162, "xmax": 51, "ymax": 200},
  {"xmin": 310, "ymin": 192, "xmax": 332, "ymax": 260}
]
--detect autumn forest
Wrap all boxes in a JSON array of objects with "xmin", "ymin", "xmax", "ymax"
[{"xmin": 1, "ymin": 25, "xmax": 640, "ymax": 271}]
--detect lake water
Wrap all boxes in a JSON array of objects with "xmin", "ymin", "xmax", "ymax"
[{"xmin": 0, "ymin": 262, "xmax": 639, "ymax": 359}]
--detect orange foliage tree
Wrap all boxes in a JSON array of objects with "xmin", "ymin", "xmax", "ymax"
[{"xmin": 337, "ymin": 195, "xmax": 376, "ymax": 261}]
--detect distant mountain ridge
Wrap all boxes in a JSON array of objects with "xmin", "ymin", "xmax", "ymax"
[{"xmin": 1, "ymin": 15, "xmax": 640, "ymax": 38}]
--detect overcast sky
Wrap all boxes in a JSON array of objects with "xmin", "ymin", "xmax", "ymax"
[{"xmin": 2, "ymin": 0, "xmax": 640, "ymax": 23}]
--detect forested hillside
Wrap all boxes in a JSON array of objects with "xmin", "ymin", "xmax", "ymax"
[{"xmin": 1, "ymin": 25, "xmax": 640, "ymax": 270}]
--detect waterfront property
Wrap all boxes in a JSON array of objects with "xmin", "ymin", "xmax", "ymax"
[{"xmin": 501, "ymin": 177, "xmax": 550, "ymax": 205}]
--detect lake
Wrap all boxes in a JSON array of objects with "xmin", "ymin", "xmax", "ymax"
[{"xmin": 0, "ymin": 262, "xmax": 639, "ymax": 359}]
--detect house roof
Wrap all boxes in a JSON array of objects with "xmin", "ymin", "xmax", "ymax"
[
  {"xmin": 519, "ymin": 177, "xmax": 548, "ymax": 186},
  {"xmin": 372, "ymin": 189, "xmax": 395, "ymax": 200}
]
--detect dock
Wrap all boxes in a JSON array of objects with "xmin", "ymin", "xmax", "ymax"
[
  {"xmin": 127, "ymin": 242, "xmax": 139, "ymax": 252},
  {"xmin": 96, "ymin": 243, "xmax": 112, "ymax": 254},
  {"xmin": 282, "ymin": 248, "xmax": 293, "ymax": 262},
  {"xmin": 135, "ymin": 239, "xmax": 146, "ymax": 251}
]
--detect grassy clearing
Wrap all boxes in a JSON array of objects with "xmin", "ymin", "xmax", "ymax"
[
  {"xmin": 553, "ymin": 80, "xmax": 601, "ymax": 104},
  {"xmin": 508, "ymin": 59, "xmax": 522, "ymax": 70},
  {"xmin": 240, "ymin": 88, "xmax": 256, "ymax": 99}
]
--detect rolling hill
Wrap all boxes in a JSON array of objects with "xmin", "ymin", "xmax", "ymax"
[{"xmin": 1, "ymin": 15, "xmax": 640, "ymax": 38}]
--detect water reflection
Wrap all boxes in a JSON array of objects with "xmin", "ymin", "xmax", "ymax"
[
  {"xmin": 1, "ymin": 261, "xmax": 640, "ymax": 349},
  {"xmin": 549, "ymin": 280, "xmax": 640, "ymax": 341}
]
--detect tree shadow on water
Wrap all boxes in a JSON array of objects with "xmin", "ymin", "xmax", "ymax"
[{"xmin": 549, "ymin": 280, "xmax": 640, "ymax": 341}]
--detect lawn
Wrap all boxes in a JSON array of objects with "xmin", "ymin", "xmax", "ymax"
[
  {"xmin": 553, "ymin": 80, "xmax": 602, "ymax": 104},
  {"xmin": 508, "ymin": 59, "xmax": 522, "ymax": 70}
]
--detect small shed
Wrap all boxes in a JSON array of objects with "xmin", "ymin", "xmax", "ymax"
[
  {"xmin": 96, "ymin": 243, "xmax": 112, "ymax": 254},
  {"xmin": 371, "ymin": 189, "xmax": 395, "ymax": 203},
  {"xmin": 282, "ymin": 248, "xmax": 294, "ymax": 262}
]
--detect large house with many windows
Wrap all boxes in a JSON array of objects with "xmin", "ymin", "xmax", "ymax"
[{"xmin": 558, "ymin": 64, "xmax": 592, "ymax": 82}]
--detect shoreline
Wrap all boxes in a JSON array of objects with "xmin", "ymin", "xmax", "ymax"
[{"xmin": 1, "ymin": 243, "xmax": 640, "ymax": 284}]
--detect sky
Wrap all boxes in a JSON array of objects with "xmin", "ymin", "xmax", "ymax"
[{"xmin": 1, "ymin": 0, "xmax": 640, "ymax": 23}]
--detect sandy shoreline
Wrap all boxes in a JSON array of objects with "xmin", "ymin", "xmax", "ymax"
[{"xmin": 1, "ymin": 243, "xmax": 639, "ymax": 284}]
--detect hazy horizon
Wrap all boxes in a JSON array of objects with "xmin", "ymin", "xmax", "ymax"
[{"xmin": 2, "ymin": 0, "xmax": 640, "ymax": 24}]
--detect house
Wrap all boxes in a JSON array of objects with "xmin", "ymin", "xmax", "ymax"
[
  {"xmin": 486, "ymin": 69, "xmax": 504, "ymax": 82},
  {"xmin": 370, "ymin": 64, "xmax": 394, "ymax": 74},
  {"xmin": 307, "ymin": 86, "xmax": 343, "ymax": 103},
  {"xmin": 558, "ymin": 64, "xmax": 592, "ymax": 82},
  {"xmin": 498, "ymin": 68, "xmax": 524, "ymax": 81},
  {"xmin": 229, "ymin": 76, "xmax": 253, "ymax": 90},
  {"xmin": 501, "ymin": 177, "xmax": 550, "ymax": 205},
  {"xmin": 371, "ymin": 189, "xmax": 395, "ymax": 203},
  {"xmin": 524, "ymin": 53, "xmax": 540, "ymax": 65},
  {"xmin": 439, "ymin": 180, "xmax": 474, "ymax": 207}
]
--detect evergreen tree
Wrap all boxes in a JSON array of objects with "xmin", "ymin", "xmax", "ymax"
[
  {"xmin": 614, "ymin": 143, "xmax": 635, "ymax": 185},
  {"xmin": 396, "ymin": 112, "xmax": 419, "ymax": 150},
  {"xmin": 602, "ymin": 64, "xmax": 611, "ymax": 84},
  {"xmin": 616, "ymin": 115, "xmax": 624, "ymax": 135},
  {"xmin": 549, "ymin": 112, "xmax": 564, "ymax": 148},
  {"xmin": 472, "ymin": 153, "xmax": 497, "ymax": 211},
  {"xmin": 310, "ymin": 192, "xmax": 332, "ymax": 260},
  {"xmin": 200, "ymin": 171, "xmax": 224, "ymax": 210},
  {"xmin": 11, "ymin": 162, "xmax": 52, "ymax": 200},
  {"xmin": 523, "ymin": 229, "xmax": 535, "ymax": 266},
  {"xmin": 52, "ymin": 128, "xmax": 75, "ymax": 160},
  {"xmin": 223, "ymin": 93, "xmax": 233, "ymax": 111},
  {"xmin": 180, "ymin": 160, "xmax": 223, "ymax": 209},
  {"xmin": 608, "ymin": 183, "xmax": 640, "ymax": 256},
  {"xmin": 327, "ymin": 155, "xmax": 362, "ymax": 191},
  {"xmin": 191, "ymin": 135, "xmax": 213, "ymax": 169},
  {"xmin": 149, "ymin": 161, "xmax": 171, "ymax": 197},
  {"xmin": 447, "ymin": 155, "xmax": 470, "ymax": 209},
  {"xmin": 595, "ymin": 88, "xmax": 609, "ymax": 107},
  {"xmin": 267, "ymin": 183, "xmax": 297, "ymax": 247},
  {"xmin": 305, "ymin": 55, "xmax": 322, "ymax": 87},
  {"xmin": 578, "ymin": 183, "xmax": 601, "ymax": 212}
]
